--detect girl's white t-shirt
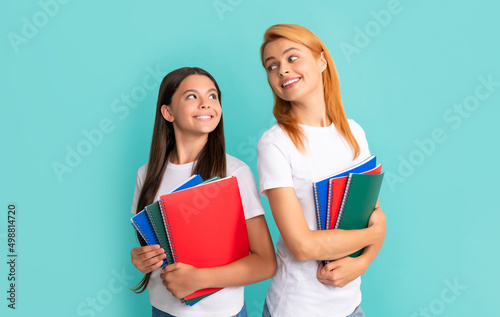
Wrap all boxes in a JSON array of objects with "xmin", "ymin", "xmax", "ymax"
[
  {"xmin": 130, "ymin": 154, "xmax": 264, "ymax": 317},
  {"xmin": 257, "ymin": 120, "xmax": 371, "ymax": 317}
]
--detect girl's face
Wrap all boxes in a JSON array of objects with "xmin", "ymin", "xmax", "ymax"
[
  {"xmin": 263, "ymin": 38, "xmax": 326, "ymax": 104},
  {"xmin": 162, "ymin": 74, "xmax": 221, "ymax": 137}
]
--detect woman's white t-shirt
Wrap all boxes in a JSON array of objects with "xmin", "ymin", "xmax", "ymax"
[
  {"xmin": 130, "ymin": 154, "xmax": 264, "ymax": 317},
  {"xmin": 257, "ymin": 120, "xmax": 371, "ymax": 317}
]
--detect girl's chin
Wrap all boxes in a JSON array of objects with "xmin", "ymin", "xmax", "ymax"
[{"xmin": 196, "ymin": 127, "xmax": 218, "ymax": 134}]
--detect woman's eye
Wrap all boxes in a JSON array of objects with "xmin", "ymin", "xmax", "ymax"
[
  {"xmin": 267, "ymin": 65, "xmax": 277, "ymax": 72},
  {"xmin": 288, "ymin": 56, "xmax": 298, "ymax": 62}
]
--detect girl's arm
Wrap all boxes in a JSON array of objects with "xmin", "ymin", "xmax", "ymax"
[
  {"xmin": 266, "ymin": 187, "xmax": 385, "ymax": 262},
  {"xmin": 317, "ymin": 200, "xmax": 386, "ymax": 287},
  {"xmin": 131, "ymin": 245, "xmax": 167, "ymax": 273},
  {"xmin": 160, "ymin": 215, "xmax": 277, "ymax": 299}
]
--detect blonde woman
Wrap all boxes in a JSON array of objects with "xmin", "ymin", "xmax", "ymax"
[{"xmin": 257, "ymin": 24, "xmax": 386, "ymax": 317}]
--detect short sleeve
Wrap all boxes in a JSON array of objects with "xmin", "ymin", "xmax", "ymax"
[
  {"xmin": 349, "ymin": 119, "xmax": 371, "ymax": 160},
  {"xmin": 257, "ymin": 134, "xmax": 294, "ymax": 197},
  {"xmin": 130, "ymin": 165, "xmax": 146, "ymax": 214},
  {"xmin": 231, "ymin": 165, "xmax": 265, "ymax": 220}
]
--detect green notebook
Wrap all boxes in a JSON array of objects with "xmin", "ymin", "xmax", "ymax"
[
  {"xmin": 144, "ymin": 202, "xmax": 174, "ymax": 265},
  {"xmin": 335, "ymin": 172, "xmax": 384, "ymax": 257},
  {"xmin": 197, "ymin": 176, "xmax": 221, "ymax": 185},
  {"xmin": 183, "ymin": 292, "xmax": 219, "ymax": 306}
]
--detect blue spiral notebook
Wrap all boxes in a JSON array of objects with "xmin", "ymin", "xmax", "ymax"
[
  {"xmin": 131, "ymin": 174, "xmax": 204, "ymax": 268},
  {"xmin": 170, "ymin": 174, "xmax": 204, "ymax": 192},
  {"xmin": 313, "ymin": 155, "xmax": 376, "ymax": 230},
  {"xmin": 131, "ymin": 210, "xmax": 169, "ymax": 267},
  {"xmin": 131, "ymin": 174, "xmax": 208, "ymax": 305}
]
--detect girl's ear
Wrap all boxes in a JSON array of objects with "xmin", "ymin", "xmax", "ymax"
[
  {"xmin": 161, "ymin": 105, "xmax": 174, "ymax": 122},
  {"xmin": 319, "ymin": 51, "xmax": 327, "ymax": 72}
]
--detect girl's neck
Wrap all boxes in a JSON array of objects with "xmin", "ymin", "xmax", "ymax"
[
  {"xmin": 290, "ymin": 89, "xmax": 331, "ymax": 127},
  {"xmin": 170, "ymin": 133, "xmax": 208, "ymax": 165}
]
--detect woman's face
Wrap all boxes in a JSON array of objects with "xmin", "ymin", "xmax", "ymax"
[
  {"xmin": 163, "ymin": 74, "xmax": 221, "ymax": 137},
  {"xmin": 263, "ymin": 38, "xmax": 326, "ymax": 104}
]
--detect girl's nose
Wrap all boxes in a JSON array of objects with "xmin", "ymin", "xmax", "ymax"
[{"xmin": 200, "ymin": 100, "xmax": 211, "ymax": 109}]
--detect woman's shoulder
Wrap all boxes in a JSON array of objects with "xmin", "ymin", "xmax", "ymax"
[
  {"xmin": 346, "ymin": 118, "xmax": 366, "ymax": 136},
  {"xmin": 258, "ymin": 123, "xmax": 290, "ymax": 147}
]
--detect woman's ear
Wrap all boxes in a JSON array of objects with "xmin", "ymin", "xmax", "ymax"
[
  {"xmin": 319, "ymin": 51, "xmax": 327, "ymax": 72},
  {"xmin": 161, "ymin": 105, "xmax": 174, "ymax": 122}
]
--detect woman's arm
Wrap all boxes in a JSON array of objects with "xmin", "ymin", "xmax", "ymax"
[
  {"xmin": 267, "ymin": 187, "xmax": 385, "ymax": 262},
  {"xmin": 160, "ymin": 215, "xmax": 277, "ymax": 299},
  {"xmin": 317, "ymin": 200, "xmax": 386, "ymax": 287}
]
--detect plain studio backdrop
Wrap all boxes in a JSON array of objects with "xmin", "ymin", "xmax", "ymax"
[{"xmin": 1, "ymin": 0, "xmax": 499, "ymax": 316}]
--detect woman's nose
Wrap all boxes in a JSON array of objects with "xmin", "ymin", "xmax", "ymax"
[{"xmin": 279, "ymin": 67, "xmax": 289, "ymax": 77}]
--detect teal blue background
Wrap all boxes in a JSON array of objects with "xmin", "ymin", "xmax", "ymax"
[{"xmin": 1, "ymin": 0, "xmax": 499, "ymax": 316}]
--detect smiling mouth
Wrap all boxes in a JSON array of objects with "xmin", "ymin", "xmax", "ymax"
[
  {"xmin": 281, "ymin": 77, "xmax": 301, "ymax": 88},
  {"xmin": 194, "ymin": 115, "xmax": 213, "ymax": 120}
]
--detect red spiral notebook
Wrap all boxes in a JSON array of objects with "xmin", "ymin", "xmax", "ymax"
[
  {"xmin": 326, "ymin": 164, "xmax": 382, "ymax": 230},
  {"xmin": 158, "ymin": 176, "xmax": 249, "ymax": 301}
]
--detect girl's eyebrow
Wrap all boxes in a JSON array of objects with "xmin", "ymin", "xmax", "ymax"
[
  {"xmin": 182, "ymin": 88, "xmax": 217, "ymax": 95},
  {"xmin": 264, "ymin": 47, "xmax": 301, "ymax": 64},
  {"xmin": 182, "ymin": 89, "xmax": 198, "ymax": 95}
]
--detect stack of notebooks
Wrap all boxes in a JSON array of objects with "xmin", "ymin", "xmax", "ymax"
[
  {"xmin": 313, "ymin": 155, "xmax": 384, "ymax": 257},
  {"xmin": 131, "ymin": 175, "xmax": 249, "ymax": 305}
]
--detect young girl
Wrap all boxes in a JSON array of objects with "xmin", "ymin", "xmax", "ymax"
[
  {"xmin": 257, "ymin": 24, "xmax": 387, "ymax": 317},
  {"xmin": 130, "ymin": 67, "xmax": 277, "ymax": 317}
]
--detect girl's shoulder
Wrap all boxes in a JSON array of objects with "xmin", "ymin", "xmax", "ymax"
[
  {"xmin": 226, "ymin": 153, "xmax": 252, "ymax": 176},
  {"xmin": 135, "ymin": 162, "xmax": 149, "ymax": 180}
]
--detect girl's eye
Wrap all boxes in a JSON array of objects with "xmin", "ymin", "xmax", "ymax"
[
  {"xmin": 288, "ymin": 56, "xmax": 298, "ymax": 62},
  {"xmin": 209, "ymin": 94, "xmax": 218, "ymax": 100},
  {"xmin": 186, "ymin": 94, "xmax": 196, "ymax": 100},
  {"xmin": 267, "ymin": 65, "xmax": 277, "ymax": 72}
]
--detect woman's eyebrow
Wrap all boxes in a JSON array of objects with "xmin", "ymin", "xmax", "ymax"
[
  {"xmin": 283, "ymin": 47, "xmax": 300, "ymax": 55},
  {"xmin": 264, "ymin": 47, "xmax": 301, "ymax": 64}
]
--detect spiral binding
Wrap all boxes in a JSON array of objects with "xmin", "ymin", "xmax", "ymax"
[
  {"xmin": 145, "ymin": 206, "xmax": 164, "ymax": 246},
  {"xmin": 132, "ymin": 218, "xmax": 153, "ymax": 245},
  {"xmin": 145, "ymin": 205, "xmax": 170, "ymax": 266},
  {"xmin": 335, "ymin": 175, "xmax": 353, "ymax": 229},
  {"xmin": 326, "ymin": 180, "xmax": 334, "ymax": 230},
  {"xmin": 313, "ymin": 184, "xmax": 322, "ymax": 230},
  {"xmin": 159, "ymin": 198, "xmax": 178, "ymax": 263}
]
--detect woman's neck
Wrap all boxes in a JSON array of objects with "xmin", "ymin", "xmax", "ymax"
[
  {"xmin": 290, "ymin": 88, "xmax": 331, "ymax": 127},
  {"xmin": 170, "ymin": 132, "xmax": 208, "ymax": 165}
]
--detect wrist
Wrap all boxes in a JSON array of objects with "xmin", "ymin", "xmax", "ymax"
[
  {"xmin": 355, "ymin": 255, "xmax": 370, "ymax": 274},
  {"xmin": 196, "ymin": 268, "xmax": 211, "ymax": 289},
  {"xmin": 369, "ymin": 224, "xmax": 384, "ymax": 244}
]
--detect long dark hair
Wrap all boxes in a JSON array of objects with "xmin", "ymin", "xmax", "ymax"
[{"xmin": 131, "ymin": 67, "xmax": 227, "ymax": 293}]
